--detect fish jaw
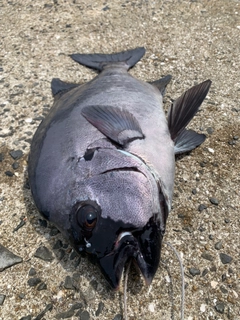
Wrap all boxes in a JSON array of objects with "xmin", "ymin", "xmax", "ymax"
[{"xmin": 97, "ymin": 218, "xmax": 162, "ymax": 290}]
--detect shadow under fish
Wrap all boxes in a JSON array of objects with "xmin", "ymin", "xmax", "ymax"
[{"xmin": 28, "ymin": 47, "xmax": 211, "ymax": 290}]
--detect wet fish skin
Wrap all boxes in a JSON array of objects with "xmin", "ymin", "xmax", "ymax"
[{"xmin": 28, "ymin": 47, "xmax": 211, "ymax": 289}]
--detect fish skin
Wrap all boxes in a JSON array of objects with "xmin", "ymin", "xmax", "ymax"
[{"xmin": 28, "ymin": 47, "xmax": 211, "ymax": 289}]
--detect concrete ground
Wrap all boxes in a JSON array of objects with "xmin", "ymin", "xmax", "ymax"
[{"xmin": 0, "ymin": 0, "xmax": 239, "ymax": 319}]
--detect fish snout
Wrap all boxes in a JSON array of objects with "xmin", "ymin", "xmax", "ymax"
[{"xmin": 98, "ymin": 223, "xmax": 162, "ymax": 290}]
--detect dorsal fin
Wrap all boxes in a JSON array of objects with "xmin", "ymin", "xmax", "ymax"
[
  {"xmin": 51, "ymin": 78, "xmax": 79, "ymax": 97},
  {"xmin": 70, "ymin": 47, "xmax": 145, "ymax": 71}
]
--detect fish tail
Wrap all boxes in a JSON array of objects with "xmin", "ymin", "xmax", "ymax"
[{"xmin": 69, "ymin": 47, "xmax": 145, "ymax": 71}]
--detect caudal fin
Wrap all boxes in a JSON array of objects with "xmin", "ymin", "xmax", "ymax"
[{"xmin": 70, "ymin": 47, "xmax": 145, "ymax": 71}]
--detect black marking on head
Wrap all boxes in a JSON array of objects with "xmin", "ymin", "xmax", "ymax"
[{"xmin": 83, "ymin": 148, "xmax": 97, "ymax": 161}]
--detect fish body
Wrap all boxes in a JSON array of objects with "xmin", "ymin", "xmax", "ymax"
[{"xmin": 28, "ymin": 47, "xmax": 211, "ymax": 289}]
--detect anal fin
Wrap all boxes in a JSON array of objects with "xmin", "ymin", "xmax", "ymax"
[
  {"xmin": 82, "ymin": 105, "xmax": 144, "ymax": 146},
  {"xmin": 149, "ymin": 74, "xmax": 172, "ymax": 96}
]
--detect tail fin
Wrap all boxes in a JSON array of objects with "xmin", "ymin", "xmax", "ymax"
[{"xmin": 70, "ymin": 47, "xmax": 145, "ymax": 71}]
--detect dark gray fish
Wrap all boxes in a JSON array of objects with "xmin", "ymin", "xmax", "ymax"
[{"xmin": 28, "ymin": 47, "xmax": 211, "ymax": 289}]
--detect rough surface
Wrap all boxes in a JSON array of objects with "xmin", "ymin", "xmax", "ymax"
[{"xmin": 0, "ymin": 0, "xmax": 239, "ymax": 319}]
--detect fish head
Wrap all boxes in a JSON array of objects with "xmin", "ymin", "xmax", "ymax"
[{"xmin": 68, "ymin": 165, "xmax": 165, "ymax": 290}]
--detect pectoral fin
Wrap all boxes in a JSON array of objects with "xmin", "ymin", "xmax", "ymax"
[
  {"xmin": 82, "ymin": 105, "xmax": 144, "ymax": 146},
  {"xmin": 168, "ymin": 79, "xmax": 211, "ymax": 152}
]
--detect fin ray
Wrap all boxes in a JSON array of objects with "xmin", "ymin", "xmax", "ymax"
[
  {"xmin": 82, "ymin": 105, "xmax": 144, "ymax": 146},
  {"xmin": 168, "ymin": 80, "xmax": 211, "ymax": 140},
  {"xmin": 174, "ymin": 129, "xmax": 206, "ymax": 154}
]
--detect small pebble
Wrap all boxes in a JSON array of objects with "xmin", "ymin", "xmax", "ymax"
[
  {"xmin": 201, "ymin": 268, "xmax": 208, "ymax": 277},
  {"xmin": 209, "ymin": 197, "xmax": 219, "ymax": 205},
  {"xmin": 13, "ymin": 218, "xmax": 26, "ymax": 232},
  {"xmin": 33, "ymin": 116, "xmax": 44, "ymax": 121},
  {"xmin": 9, "ymin": 149, "xmax": 23, "ymax": 160},
  {"xmin": 72, "ymin": 272, "xmax": 81, "ymax": 290},
  {"xmin": 54, "ymin": 308, "xmax": 75, "ymax": 319},
  {"xmin": 199, "ymin": 226, "xmax": 206, "ymax": 232},
  {"xmin": 220, "ymin": 285, "xmax": 228, "ymax": 294},
  {"xmin": 12, "ymin": 162, "xmax": 19, "ymax": 170},
  {"xmin": 5, "ymin": 171, "xmax": 14, "ymax": 177},
  {"xmin": 224, "ymin": 218, "xmax": 230, "ymax": 223},
  {"xmin": 210, "ymin": 280, "xmax": 218, "ymax": 289},
  {"xmin": 27, "ymin": 278, "xmax": 41, "ymax": 287},
  {"xmin": 209, "ymin": 234, "xmax": 214, "ymax": 240},
  {"xmin": 0, "ymin": 244, "xmax": 22, "ymax": 271},
  {"xmin": 0, "ymin": 153, "xmax": 4, "ymax": 162},
  {"xmin": 201, "ymin": 252, "xmax": 214, "ymax": 261},
  {"xmin": 34, "ymin": 246, "xmax": 54, "ymax": 261},
  {"xmin": 28, "ymin": 267, "xmax": 37, "ymax": 276},
  {"xmin": 210, "ymin": 265, "xmax": 217, "ymax": 272},
  {"xmin": 198, "ymin": 204, "xmax": 207, "ymax": 212},
  {"xmin": 20, "ymin": 316, "xmax": 32, "ymax": 320},
  {"xmin": 220, "ymin": 253, "xmax": 233, "ymax": 264},
  {"xmin": 53, "ymin": 240, "xmax": 63, "ymax": 249},
  {"xmin": 200, "ymin": 304, "xmax": 206, "ymax": 312},
  {"xmin": 189, "ymin": 268, "xmax": 200, "ymax": 276},
  {"xmin": 228, "ymin": 267, "xmax": 234, "ymax": 274},
  {"xmin": 70, "ymin": 250, "xmax": 77, "ymax": 260},
  {"xmin": 0, "ymin": 294, "xmax": 6, "ymax": 305},
  {"xmin": 34, "ymin": 303, "xmax": 53, "ymax": 320},
  {"xmin": 25, "ymin": 118, "xmax": 33, "ymax": 123},
  {"xmin": 222, "ymin": 273, "xmax": 227, "ymax": 281},
  {"xmin": 79, "ymin": 311, "xmax": 90, "ymax": 320},
  {"xmin": 73, "ymin": 257, "xmax": 81, "ymax": 267},
  {"xmin": 113, "ymin": 315, "xmax": 123, "ymax": 320},
  {"xmin": 207, "ymin": 147, "xmax": 214, "ymax": 153},
  {"xmin": 19, "ymin": 293, "xmax": 25, "ymax": 299},
  {"xmin": 37, "ymin": 282, "xmax": 47, "ymax": 291},
  {"xmin": 182, "ymin": 226, "xmax": 193, "ymax": 233},
  {"xmin": 102, "ymin": 5, "xmax": 110, "ymax": 11},
  {"xmin": 214, "ymin": 241, "xmax": 222, "ymax": 250},
  {"xmin": 56, "ymin": 249, "xmax": 65, "ymax": 260},
  {"xmin": 49, "ymin": 227, "xmax": 59, "ymax": 236},
  {"xmin": 64, "ymin": 276, "xmax": 74, "ymax": 290},
  {"xmin": 207, "ymin": 127, "xmax": 214, "ymax": 134},
  {"xmin": 215, "ymin": 301, "xmax": 225, "ymax": 314},
  {"xmin": 95, "ymin": 301, "xmax": 104, "ymax": 316},
  {"xmin": 192, "ymin": 188, "xmax": 197, "ymax": 195}
]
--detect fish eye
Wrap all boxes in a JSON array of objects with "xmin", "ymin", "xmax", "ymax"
[{"xmin": 76, "ymin": 205, "xmax": 98, "ymax": 230}]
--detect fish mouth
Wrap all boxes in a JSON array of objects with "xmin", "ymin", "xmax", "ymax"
[{"xmin": 98, "ymin": 220, "xmax": 162, "ymax": 290}]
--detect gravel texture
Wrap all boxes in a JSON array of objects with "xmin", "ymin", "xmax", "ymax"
[{"xmin": 0, "ymin": 0, "xmax": 239, "ymax": 319}]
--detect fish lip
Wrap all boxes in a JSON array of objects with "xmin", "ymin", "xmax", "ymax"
[{"xmin": 98, "ymin": 221, "xmax": 162, "ymax": 290}]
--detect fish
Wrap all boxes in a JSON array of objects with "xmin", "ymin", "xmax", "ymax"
[{"xmin": 28, "ymin": 47, "xmax": 211, "ymax": 290}]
